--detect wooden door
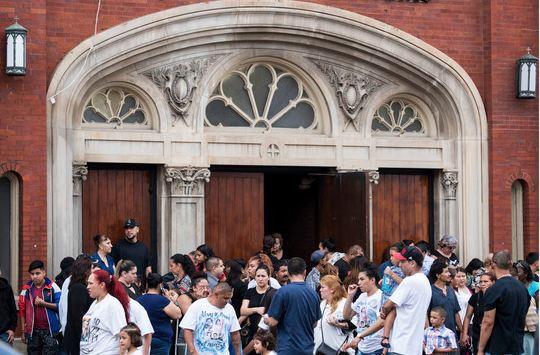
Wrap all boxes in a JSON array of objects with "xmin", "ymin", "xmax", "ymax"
[
  {"xmin": 372, "ymin": 172, "xmax": 432, "ymax": 264},
  {"xmin": 318, "ymin": 173, "xmax": 367, "ymax": 253},
  {"xmin": 205, "ymin": 172, "xmax": 264, "ymax": 261},
  {"xmin": 82, "ymin": 165, "xmax": 156, "ymax": 266}
]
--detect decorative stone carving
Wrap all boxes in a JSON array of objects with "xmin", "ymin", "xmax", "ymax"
[
  {"xmin": 368, "ymin": 170, "xmax": 380, "ymax": 185},
  {"xmin": 266, "ymin": 144, "xmax": 280, "ymax": 158},
  {"xmin": 72, "ymin": 163, "xmax": 88, "ymax": 196},
  {"xmin": 442, "ymin": 171, "xmax": 458, "ymax": 199},
  {"xmin": 144, "ymin": 56, "xmax": 221, "ymax": 127},
  {"xmin": 165, "ymin": 167, "xmax": 211, "ymax": 196},
  {"xmin": 312, "ymin": 59, "xmax": 383, "ymax": 131}
]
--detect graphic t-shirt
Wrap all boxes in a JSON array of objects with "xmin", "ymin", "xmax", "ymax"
[
  {"xmin": 80, "ymin": 293, "xmax": 127, "ymax": 355},
  {"xmin": 380, "ymin": 265, "xmax": 404, "ymax": 303},
  {"xmin": 389, "ymin": 272, "xmax": 432, "ymax": 355},
  {"xmin": 352, "ymin": 289, "xmax": 383, "ymax": 353},
  {"xmin": 180, "ymin": 298, "xmax": 240, "ymax": 355}
]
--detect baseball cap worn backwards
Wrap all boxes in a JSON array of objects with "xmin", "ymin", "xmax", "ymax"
[{"xmin": 393, "ymin": 246, "xmax": 424, "ymax": 265}]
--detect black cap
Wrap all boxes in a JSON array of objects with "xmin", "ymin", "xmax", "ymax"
[{"xmin": 123, "ymin": 218, "xmax": 140, "ymax": 228}]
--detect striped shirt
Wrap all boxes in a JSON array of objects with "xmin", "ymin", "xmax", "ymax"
[{"xmin": 423, "ymin": 325, "xmax": 458, "ymax": 354}]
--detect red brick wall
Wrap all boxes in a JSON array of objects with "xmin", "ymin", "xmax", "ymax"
[
  {"xmin": 0, "ymin": 0, "xmax": 537, "ymax": 279},
  {"xmin": 1, "ymin": 1, "xmax": 48, "ymax": 287}
]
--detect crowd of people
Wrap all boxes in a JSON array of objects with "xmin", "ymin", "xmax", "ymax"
[{"xmin": 0, "ymin": 218, "xmax": 538, "ymax": 355}]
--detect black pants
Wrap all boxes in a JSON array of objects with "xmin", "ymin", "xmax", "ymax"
[{"xmin": 27, "ymin": 329, "xmax": 59, "ymax": 355}]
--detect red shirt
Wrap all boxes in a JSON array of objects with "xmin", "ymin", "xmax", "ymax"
[{"xmin": 31, "ymin": 285, "xmax": 49, "ymax": 330}]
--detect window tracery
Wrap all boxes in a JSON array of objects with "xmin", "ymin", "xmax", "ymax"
[
  {"xmin": 205, "ymin": 63, "xmax": 318, "ymax": 130},
  {"xmin": 83, "ymin": 87, "xmax": 148, "ymax": 128},
  {"xmin": 371, "ymin": 99, "xmax": 426, "ymax": 136}
]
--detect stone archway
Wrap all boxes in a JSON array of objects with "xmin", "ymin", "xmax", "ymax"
[{"xmin": 47, "ymin": 0, "xmax": 488, "ymax": 273}]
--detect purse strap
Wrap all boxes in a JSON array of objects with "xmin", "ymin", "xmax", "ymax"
[{"xmin": 320, "ymin": 301, "xmax": 326, "ymax": 343}]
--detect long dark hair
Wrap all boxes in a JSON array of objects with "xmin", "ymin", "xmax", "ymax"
[
  {"xmin": 225, "ymin": 260, "xmax": 244, "ymax": 286},
  {"xmin": 170, "ymin": 254, "xmax": 196, "ymax": 277},
  {"xmin": 70, "ymin": 256, "xmax": 92, "ymax": 287},
  {"xmin": 92, "ymin": 270, "xmax": 130, "ymax": 322}
]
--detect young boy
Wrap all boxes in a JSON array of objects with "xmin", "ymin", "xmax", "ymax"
[
  {"xmin": 423, "ymin": 306, "xmax": 458, "ymax": 355},
  {"xmin": 19, "ymin": 260, "xmax": 62, "ymax": 354},
  {"xmin": 380, "ymin": 244, "xmax": 405, "ymax": 304}
]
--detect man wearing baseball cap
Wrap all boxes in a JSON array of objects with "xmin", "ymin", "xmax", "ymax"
[
  {"xmin": 111, "ymin": 218, "xmax": 152, "ymax": 279},
  {"xmin": 379, "ymin": 246, "xmax": 432, "ymax": 355}
]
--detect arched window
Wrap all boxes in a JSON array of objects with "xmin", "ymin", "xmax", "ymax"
[
  {"xmin": 205, "ymin": 63, "xmax": 318, "ymax": 130},
  {"xmin": 511, "ymin": 180, "xmax": 525, "ymax": 260},
  {"xmin": 0, "ymin": 172, "xmax": 19, "ymax": 285},
  {"xmin": 83, "ymin": 87, "xmax": 149, "ymax": 128},
  {"xmin": 372, "ymin": 99, "xmax": 426, "ymax": 136}
]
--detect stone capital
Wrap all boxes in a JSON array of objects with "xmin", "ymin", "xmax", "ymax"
[
  {"xmin": 72, "ymin": 162, "xmax": 88, "ymax": 196},
  {"xmin": 164, "ymin": 167, "xmax": 210, "ymax": 196},
  {"xmin": 442, "ymin": 171, "xmax": 458, "ymax": 199},
  {"xmin": 367, "ymin": 170, "xmax": 379, "ymax": 185}
]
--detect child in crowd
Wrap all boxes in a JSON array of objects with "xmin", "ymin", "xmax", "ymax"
[
  {"xmin": 120, "ymin": 323, "xmax": 144, "ymax": 355},
  {"xmin": 19, "ymin": 260, "xmax": 62, "ymax": 354},
  {"xmin": 253, "ymin": 329, "xmax": 277, "ymax": 355},
  {"xmin": 424, "ymin": 306, "xmax": 458, "ymax": 355},
  {"xmin": 380, "ymin": 244, "xmax": 405, "ymax": 304}
]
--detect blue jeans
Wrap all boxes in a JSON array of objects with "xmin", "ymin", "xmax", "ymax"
[
  {"xmin": 358, "ymin": 349, "xmax": 383, "ymax": 355},
  {"xmin": 150, "ymin": 338, "xmax": 172, "ymax": 355}
]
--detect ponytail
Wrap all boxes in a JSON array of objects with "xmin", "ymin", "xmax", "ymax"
[{"xmin": 92, "ymin": 269, "xmax": 130, "ymax": 322}]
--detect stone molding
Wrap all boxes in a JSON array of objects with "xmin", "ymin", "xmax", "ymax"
[
  {"xmin": 144, "ymin": 56, "xmax": 221, "ymax": 127},
  {"xmin": 72, "ymin": 162, "xmax": 88, "ymax": 197},
  {"xmin": 164, "ymin": 167, "xmax": 210, "ymax": 196},
  {"xmin": 442, "ymin": 171, "xmax": 458, "ymax": 199},
  {"xmin": 312, "ymin": 59, "xmax": 383, "ymax": 131}
]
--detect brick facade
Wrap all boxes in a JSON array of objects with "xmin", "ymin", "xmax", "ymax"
[{"xmin": 0, "ymin": 0, "xmax": 537, "ymax": 280}]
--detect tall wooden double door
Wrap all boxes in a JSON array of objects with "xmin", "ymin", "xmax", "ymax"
[
  {"xmin": 204, "ymin": 170, "xmax": 432, "ymax": 264},
  {"xmin": 82, "ymin": 165, "xmax": 157, "ymax": 269}
]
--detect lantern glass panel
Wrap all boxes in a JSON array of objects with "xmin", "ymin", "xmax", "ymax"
[
  {"xmin": 530, "ymin": 64, "xmax": 537, "ymax": 92},
  {"xmin": 15, "ymin": 35, "xmax": 24, "ymax": 67},
  {"xmin": 520, "ymin": 63, "xmax": 530, "ymax": 91},
  {"xmin": 6, "ymin": 34, "xmax": 14, "ymax": 67}
]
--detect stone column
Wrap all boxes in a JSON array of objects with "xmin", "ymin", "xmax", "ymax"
[
  {"xmin": 72, "ymin": 162, "xmax": 88, "ymax": 255},
  {"xmin": 441, "ymin": 171, "xmax": 458, "ymax": 238},
  {"xmin": 164, "ymin": 167, "xmax": 210, "ymax": 256},
  {"xmin": 367, "ymin": 170, "xmax": 379, "ymax": 261}
]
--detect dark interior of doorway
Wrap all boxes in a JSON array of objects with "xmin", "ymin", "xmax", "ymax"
[{"xmin": 211, "ymin": 166, "xmax": 367, "ymax": 262}]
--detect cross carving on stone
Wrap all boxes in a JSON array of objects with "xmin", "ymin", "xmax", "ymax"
[{"xmin": 267, "ymin": 144, "xmax": 280, "ymax": 158}]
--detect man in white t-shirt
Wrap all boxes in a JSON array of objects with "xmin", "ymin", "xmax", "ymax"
[
  {"xmin": 180, "ymin": 282, "xmax": 241, "ymax": 355},
  {"xmin": 380, "ymin": 246, "xmax": 431, "ymax": 355},
  {"xmin": 129, "ymin": 299, "xmax": 154, "ymax": 355}
]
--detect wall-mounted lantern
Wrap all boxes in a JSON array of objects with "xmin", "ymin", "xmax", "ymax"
[
  {"xmin": 5, "ymin": 17, "xmax": 27, "ymax": 76},
  {"xmin": 516, "ymin": 47, "xmax": 538, "ymax": 99}
]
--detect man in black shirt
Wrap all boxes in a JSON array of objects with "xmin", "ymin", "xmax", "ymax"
[
  {"xmin": 111, "ymin": 218, "xmax": 152, "ymax": 279},
  {"xmin": 333, "ymin": 245, "xmax": 364, "ymax": 282},
  {"xmin": 477, "ymin": 250, "xmax": 530, "ymax": 355}
]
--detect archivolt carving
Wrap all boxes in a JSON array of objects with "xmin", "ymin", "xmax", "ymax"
[
  {"xmin": 312, "ymin": 59, "xmax": 383, "ymax": 131},
  {"xmin": 165, "ymin": 167, "xmax": 211, "ymax": 196},
  {"xmin": 144, "ymin": 56, "xmax": 221, "ymax": 127}
]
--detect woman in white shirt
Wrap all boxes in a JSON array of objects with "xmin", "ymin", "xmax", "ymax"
[
  {"xmin": 452, "ymin": 267, "xmax": 472, "ymax": 325},
  {"xmin": 80, "ymin": 269, "xmax": 130, "ymax": 355},
  {"xmin": 313, "ymin": 275, "xmax": 351, "ymax": 354}
]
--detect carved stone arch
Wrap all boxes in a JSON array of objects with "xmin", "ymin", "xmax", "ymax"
[
  {"xmin": 47, "ymin": 0, "xmax": 488, "ymax": 272},
  {"xmin": 194, "ymin": 53, "xmax": 336, "ymax": 136}
]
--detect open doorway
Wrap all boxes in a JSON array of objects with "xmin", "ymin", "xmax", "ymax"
[{"xmin": 204, "ymin": 167, "xmax": 367, "ymax": 262}]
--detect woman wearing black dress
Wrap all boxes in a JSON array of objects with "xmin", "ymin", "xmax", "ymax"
[{"xmin": 64, "ymin": 257, "xmax": 94, "ymax": 355}]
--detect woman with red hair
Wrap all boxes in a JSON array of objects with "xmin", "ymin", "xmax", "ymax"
[{"xmin": 80, "ymin": 269, "xmax": 130, "ymax": 355}]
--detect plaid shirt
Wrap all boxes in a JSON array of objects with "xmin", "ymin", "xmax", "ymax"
[{"xmin": 423, "ymin": 325, "xmax": 458, "ymax": 354}]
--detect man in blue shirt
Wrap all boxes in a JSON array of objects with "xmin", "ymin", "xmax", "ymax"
[{"xmin": 265, "ymin": 257, "xmax": 321, "ymax": 355}]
